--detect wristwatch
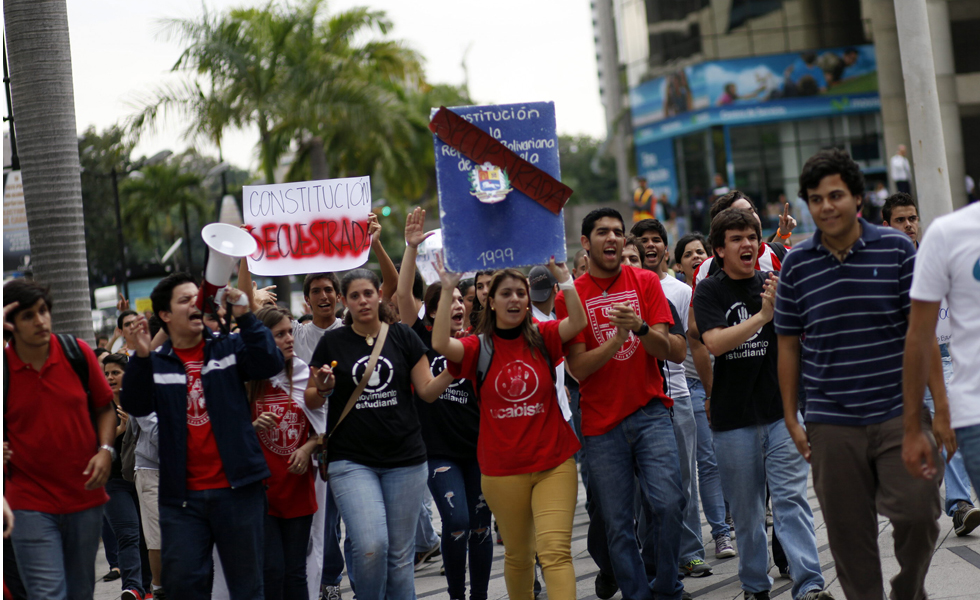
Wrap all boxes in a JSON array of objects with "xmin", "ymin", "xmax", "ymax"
[
  {"xmin": 632, "ymin": 321, "xmax": 649, "ymax": 337},
  {"xmin": 98, "ymin": 444, "xmax": 117, "ymax": 461}
]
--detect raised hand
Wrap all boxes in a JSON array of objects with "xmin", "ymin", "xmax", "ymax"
[
  {"xmin": 3, "ymin": 301, "xmax": 18, "ymax": 333},
  {"xmin": 546, "ymin": 256, "xmax": 571, "ymax": 284},
  {"xmin": 311, "ymin": 364, "xmax": 336, "ymax": 393},
  {"xmin": 434, "ymin": 252, "xmax": 461, "ymax": 290},
  {"xmin": 778, "ymin": 203, "xmax": 797, "ymax": 236},
  {"xmin": 759, "ymin": 273, "xmax": 778, "ymax": 323},
  {"xmin": 405, "ymin": 207, "xmax": 435, "ymax": 249},
  {"xmin": 367, "ymin": 213, "xmax": 382, "ymax": 239},
  {"xmin": 130, "ymin": 315, "xmax": 153, "ymax": 358}
]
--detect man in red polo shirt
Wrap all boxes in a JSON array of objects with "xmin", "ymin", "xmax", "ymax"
[{"xmin": 3, "ymin": 279, "xmax": 116, "ymax": 600}]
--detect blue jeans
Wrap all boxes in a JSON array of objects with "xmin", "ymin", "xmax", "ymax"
[
  {"xmin": 923, "ymin": 355, "xmax": 976, "ymax": 515},
  {"xmin": 321, "ymin": 491, "xmax": 352, "ymax": 587},
  {"xmin": 328, "ymin": 460, "xmax": 428, "ymax": 600},
  {"xmin": 10, "ymin": 504, "xmax": 103, "ymax": 600},
  {"xmin": 103, "ymin": 479, "xmax": 145, "ymax": 594},
  {"xmin": 264, "ymin": 513, "xmax": 314, "ymax": 600},
  {"xmin": 687, "ymin": 378, "xmax": 729, "ymax": 538},
  {"xmin": 415, "ymin": 488, "xmax": 440, "ymax": 552},
  {"xmin": 670, "ymin": 393, "xmax": 704, "ymax": 564},
  {"xmin": 159, "ymin": 482, "xmax": 266, "ymax": 600},
  {"xmin": 713, "ymin": 418, "xmax": 824, "ymax": 598},
  {"xmin": 101, "ymin": 515, "xmax": 118, "ymax": 570},
  {"xmin": 956, "ymin": 424, "xmax": 980, "ymax": 501},
  {"xmin": 584, "ymin": 400, "xmax": 685, "ymax": 600},
  {"xmin": 427, "ymin": 458, "xmax": 493, "ymax": 600}
]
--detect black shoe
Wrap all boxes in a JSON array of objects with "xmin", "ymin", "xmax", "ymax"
[
  {"xmin": 682, "ymin": 592, "xmax": 692, "ymax": 600},
  {"xmin": 595, "ymin": 571, "xmax": 618, "ymax": 600},
  {"xmin": 102, "ymin": 569, "xmax": 121, "ymax": 582},
  {"xmin": 414, "ymin": 541, "xmax": 441, "ymax": 571},
  {"xmin": 953, "ymin": 501, "xmax": 980, "ymax": 536},
  {"xmin": 743, "ymin": 591, "xmax": 770, "ymax": 600}
]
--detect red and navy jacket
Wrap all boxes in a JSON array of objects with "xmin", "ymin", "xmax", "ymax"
[{"xmin": 120, "ymin": 312, "xmax": 284, "ymax": 505}]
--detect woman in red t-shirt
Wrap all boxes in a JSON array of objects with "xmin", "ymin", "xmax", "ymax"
[
  {"xmin": 432, "ymin": 263, "xmax": 587, "ymax": 600},
  {"xmin": 248, "ymin": 307, "xmax": 321, "ymax": 600}
]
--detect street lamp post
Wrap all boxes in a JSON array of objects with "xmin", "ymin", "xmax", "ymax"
[
  {"xmin": 110, "ymin": 166, "xmax": 129, "ymax": 299},
  {"xmin": 106, "ymin": 149, "xmax": 173, "ymax": 300}
]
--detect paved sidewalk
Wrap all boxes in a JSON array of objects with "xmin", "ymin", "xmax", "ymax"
[{"xmin": 92, "ymin": 466, "xmax": 980, "ymax": 599}]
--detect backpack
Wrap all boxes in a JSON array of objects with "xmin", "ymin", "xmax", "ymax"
[
  {"xmin": 474, "ymin": 327, "xmax": 558, "ymax": 394},
  {"xmin": 4, "ymin": 334, "xmax": 92, "ymax": 441}
]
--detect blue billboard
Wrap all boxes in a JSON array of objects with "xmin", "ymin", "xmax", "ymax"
[{"xmin": 630, "ymin": 44, "xmax": 879, "ymax": 145}]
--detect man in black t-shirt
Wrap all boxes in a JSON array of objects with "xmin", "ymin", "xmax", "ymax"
[{"xmin": 693, "ymin": 209, "xmax": 832, "ymax": 600}]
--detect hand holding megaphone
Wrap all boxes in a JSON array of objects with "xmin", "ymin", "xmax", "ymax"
[{"xmin": 198, "ymin": 224, "xmax": 259, "ymax": 314}]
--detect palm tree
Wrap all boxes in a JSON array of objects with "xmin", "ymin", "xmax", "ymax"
[
  {"xmin": 120, "ymin": 158, "xmax": 206, "ymax": 272},
  {"xmin": 4, "ymin": 0, "xmax": 93, "ymax": 342}
]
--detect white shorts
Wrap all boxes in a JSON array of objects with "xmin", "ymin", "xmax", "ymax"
[{"xmin": 134, "ymin": 469, "xmax": 161, "ymax": 550}]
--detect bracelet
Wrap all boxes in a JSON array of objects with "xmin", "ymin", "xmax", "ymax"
[
  {"xmin": 558, "ymin": 279, "xmax": 576, "ymax": 292},
  {"xmin": 777, "ymin": 228, "xmax": 792, "ymax": 239},
  {"xmin": 318, "ymin": 387, "xmax": 334, "ymax": 398}
]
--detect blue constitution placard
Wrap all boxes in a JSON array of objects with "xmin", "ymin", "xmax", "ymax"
[{"xmin": 432, "ymin": 102, "xmax": 567, "ymax": 273}]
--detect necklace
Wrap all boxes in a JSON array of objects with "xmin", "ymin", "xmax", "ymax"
[
  {"xmin": 588, "ymin": 270, "xmax": 623, "ymax": 297},
  {"xmin": 353, "ymin": 325, "xmax": 381, "ymax": 346}
]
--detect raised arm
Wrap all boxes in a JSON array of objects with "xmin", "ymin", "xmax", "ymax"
[
  {"xmin": 397, "ymin": 208, "xmax": 435, "ymax": 328},
  {"xmin": 369, "ymin": 214, "xmax": 399, "ymax": 303},
  {"xmin": 431, "ymin": 257, "xmax": 465, "ymax": 364},
  {"xmin": 550, "ymin": 259, "xmax": 586, "ymax": 343}
]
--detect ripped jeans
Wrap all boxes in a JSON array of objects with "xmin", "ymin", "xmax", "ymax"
[{"xmin": 427, "ymin": 458, "xmax": 493, "ymax": 600}]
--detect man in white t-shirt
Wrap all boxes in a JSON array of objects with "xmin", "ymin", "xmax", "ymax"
[
  {"xmin": 903, "ymin": 203, "xmax": 980, "ymax": 531},
  {"xmin": 631, "ymin": 219, "xmax": 713, "ymax": 577},
  {"xmin": 890, "ymin": 145, "xmax": 912, "ymax": 195},
  {"xmin": 884, "ymin": 200, "xmax": 979, "ymax": 535},
  {"xmin": 293, "ymin": 273, "xmax": 344, "ymax": 364}
]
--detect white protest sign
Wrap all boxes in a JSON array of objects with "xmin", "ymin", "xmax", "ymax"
[
  {"xmin": 415, "ymin": 229, "xmax": 443, "ymax": 285},
  {"xmin": 243, "ymin": 177, "xmax": 372, "ymax": 276}
]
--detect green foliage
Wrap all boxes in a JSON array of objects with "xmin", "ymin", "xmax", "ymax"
[{"xmin": 558, "ymin": 134, "xmax": 618, "ymax": 205}]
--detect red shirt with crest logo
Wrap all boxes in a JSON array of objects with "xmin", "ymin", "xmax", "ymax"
[
  {"xmin": 556, "ymin": 265, "xmax": 674, "ymax": 437},
  {"xmin": 448, "ymin": 320, "xmax": 580, "ymax": 476},
  {"xmin": 252, "ymin": 381, "xmax": 317, "ymax": 518},
  {"xmin": 174, "ymin": 341, "xmax": 228, "ymax": 490}
]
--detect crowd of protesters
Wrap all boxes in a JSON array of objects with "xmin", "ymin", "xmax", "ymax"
[{"xmin": 4, "ymin": 147, "xmax": 980, "ymax": 600}]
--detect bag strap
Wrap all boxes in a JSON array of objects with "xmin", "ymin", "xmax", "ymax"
[{"xmin": 326, "ymin": 322, "xmax": 390, "ymax": 442}]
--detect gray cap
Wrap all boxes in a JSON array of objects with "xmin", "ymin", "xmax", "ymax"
[{"xmin": 528, "ymin": 266, "xmax": 558, "ymax": 303}]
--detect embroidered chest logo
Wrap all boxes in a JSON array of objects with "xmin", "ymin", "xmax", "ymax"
[
  {"xmin": 257, "ymin": 392, "xmax": 306, "ymax": 456},
  {"xmin": 494, "ymin": 361, "xmax": 539, "ymax": 403},
  {"xmin": 585, "ymin": 290, "xmax": 642, "ymax": 361},
  {"xmin": 351, "ymin": 356, "xmax": 398, "ymax": 408},
  {"xmin": 184, "ymin": 360, "xmax": 209, "ymax": 426}
]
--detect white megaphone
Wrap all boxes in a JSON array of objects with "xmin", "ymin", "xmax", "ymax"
[{"xmin": 197, "ymin": 223, "xmax": 258, "ymax": 311}]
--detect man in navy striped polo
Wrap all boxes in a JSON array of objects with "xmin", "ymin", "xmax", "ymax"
[{"xmin": 774, "ymin": 148, "xmax": 942, "ymax": 600}]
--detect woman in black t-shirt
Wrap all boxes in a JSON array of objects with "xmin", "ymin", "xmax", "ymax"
[
  {"xmin": 398, "ymin": 208, "xmax": 490, "ymax": 600},
  {"xmin": 305, "ymin": 268, "xmax": 449, "ymax": 600}
]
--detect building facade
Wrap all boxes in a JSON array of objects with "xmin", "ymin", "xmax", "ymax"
[{"xmin": 596, "ymin": 0, "xmax": 979, "ymax": 232}]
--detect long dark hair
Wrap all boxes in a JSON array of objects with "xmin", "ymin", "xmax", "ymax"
[
  {"xmin": 340, "ymin": 269, "xmax": 396, "ymax": 326},
  {"xmin": 247, "ymin": 306, "xmax": 294, "ymax": 405},
  {"xmin": 474, "ymin": 268, "xmax": 547, "ymax": 360}
]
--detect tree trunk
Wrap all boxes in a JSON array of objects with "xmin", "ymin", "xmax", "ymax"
[
  {"xmin": 4, "ymin": 0, "xmax": 94, "ymax": 343},
  {"xmin": 309, "ymin": 136, "xmax": 329, "ymax": 180}
]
